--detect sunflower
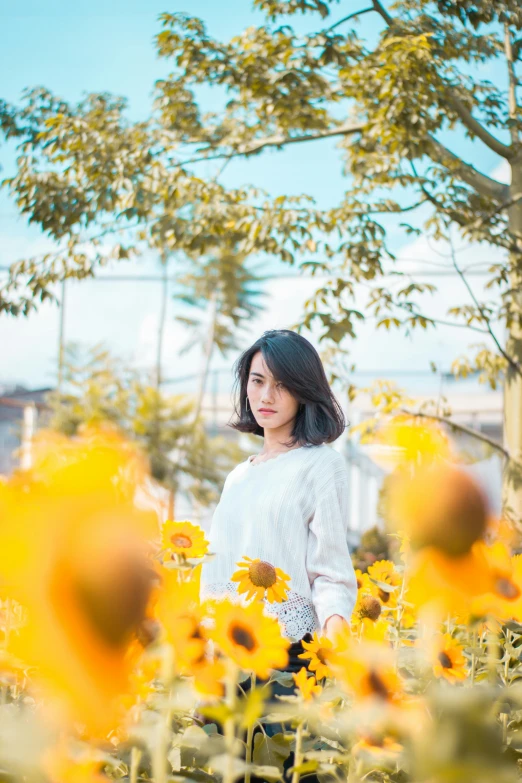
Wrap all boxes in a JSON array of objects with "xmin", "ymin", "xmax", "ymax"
[
  {"xmin": 388, "ymin": 463, "xmax": 488, "ymax": 558},
  {"xmin": 192, "ymin": 654, "xmax": 226, "ymax": 700},
  {"xmin": 353, "ymin": 593, "xmax": 383, "ymax": 625},
  {"xmin": 352, "ymin": 734, "xmax": 404, "ymax": 758},
  {"xmin": 373, "ymin": 417, "xmax": 451, "ymax": 469},
  {"xmin": 231, "ymin": 556, "xmax": 290, "ymax": 603},
  {"xmin": 298, "ymin": 632, "xmax": 333, "ymax": 679},
  {"xmin": 329, "ymin": 640, "xmax": 403, "ymax": 703},
  {"xmin": 367, "ymin": 560, "xmax": 402, "ymax": 611},
  {"xmin": 355, "ymin": 569, "xmax": 372, "ymax": 592},
  {"xmin": 209, "ymin": 598, "xmax": 289, "ymax": 678},
  {"xmin": 293, "ymin": 667, "xmax": 322, "ymax": 700},
  {"xmin": 470, "ymin": 543, "xmax": 522, "ymax": 622},
  {"xmin": 0, "ymin": 428, "xmax": 158, "ymax": 734},
  {"xmin": 404, "ymin": 542, "xmax": 492, "ymax": 622},
  {"xmin": 430, "ymin": 633, "xmax": 468, "ymax": 683},
  {"xmin": 42, "ymin": 744, "xmax": 108, "ymax": 783},
  {"xmin": 358, "ymin": 617, "xmax": 390, "ymax": 643},
  {"xmin": 153, "ymin": 566, "xmax": 210, "ymax": 674},
  {"xmin": 162, "ymin": 520, "xmax": 209, "ymax": 559}
]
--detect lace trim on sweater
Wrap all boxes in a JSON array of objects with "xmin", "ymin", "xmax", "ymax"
[{"xmin": 200, "ymin": 581, "xmax": 320, "ymax": 641}]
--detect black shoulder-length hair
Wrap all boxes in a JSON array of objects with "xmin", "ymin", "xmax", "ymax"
[{"xmin": 229, "ymin": 329, "xmax": 347, "ymax": 448}]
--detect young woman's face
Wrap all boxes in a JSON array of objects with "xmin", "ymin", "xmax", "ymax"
[{"xmin": 246, "ymin": 351, "xmax": 300, "ymax": 431}]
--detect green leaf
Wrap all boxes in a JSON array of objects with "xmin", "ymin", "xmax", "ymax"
[
  {"xmin": 253, "ymin": 733, "xmax": 292, "ymax": 771},
  {"xmin": 368, "ymin": 577, "xmax": 398, "ymax": 594}
]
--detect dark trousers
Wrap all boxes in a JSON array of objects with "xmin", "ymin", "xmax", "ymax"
[{"xmin": 238, "ymin": 633, "xmax": 320, "ymax": 783}]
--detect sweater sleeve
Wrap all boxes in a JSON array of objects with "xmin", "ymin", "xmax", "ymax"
[{"xmin": 305, "ymin": 456, "xmax": 358, "ymax": 632}]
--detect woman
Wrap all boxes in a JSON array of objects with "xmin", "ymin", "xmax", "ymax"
[
  {"xmin": 199, "ymin": 330, "xmax": 357, "ymax": 781},
  {"xmin": 200, "ymin": 327, "xmax": 357, "ymax": 646}
]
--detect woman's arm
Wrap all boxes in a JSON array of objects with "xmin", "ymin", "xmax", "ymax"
[{"xmin": 306, "ymin": 456, "xmax": 358, "ymax": 639}]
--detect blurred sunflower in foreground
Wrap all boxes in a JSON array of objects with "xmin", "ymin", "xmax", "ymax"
[{"xmin": 0, "ymin": 427, "xmax": 158, "ymax": 734}]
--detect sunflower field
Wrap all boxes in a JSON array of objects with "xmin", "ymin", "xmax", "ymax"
[{"xmin": 2, "ymin": 421, "xmax": 522, "ymax": 783}]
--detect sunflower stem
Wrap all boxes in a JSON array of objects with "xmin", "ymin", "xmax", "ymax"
[
  {"xmin": 244, "ymin": 672, "xmax": 256, "ymax": 783},
  {"xmin": 486, "ymin": 626, "xmax": 499, "ymax": 685},
  {"xmin": 130, "ymin": 747, "xmax": 142, "ymax": 783},
  {"xmin": 470, "ymin": 628, "xmax": 478, "ymax": 686},
  {"xmin": 291, "ymin": 720, "xmax": 304, "ymax": 783},
  {"xmin": 223, "ymin": 660, "xmax": 239, "ymax": 783},
  {"xmin": 2, "ymin": 599, "xmax": 12, "ymax": 650},
  {"xmin": 504, "ymin": 628, "xmax": 511, "ymax": 686}
]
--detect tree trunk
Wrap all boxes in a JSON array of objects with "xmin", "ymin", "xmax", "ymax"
[
  {"xmin": 156, "ymin": 254, "xmax": 169, "ymax": 389},
  {"xmin": 193, "ymin": 289, "xmax": 218, "ymax": 424},
  {"xmin": 503, "ymin": 154, "xmax": 522, "ymax": 528}
]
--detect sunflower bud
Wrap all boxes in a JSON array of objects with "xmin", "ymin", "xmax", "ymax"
[{"xmin": 389, "ymin": 464, "xmax": 488, "ymax": 557}]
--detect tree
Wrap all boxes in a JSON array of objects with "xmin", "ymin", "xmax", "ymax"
[
  {"xmin": 174, "ymin": 244, "xmax": 268, "ymax": 421},
  {"xmin": 2, "ymin": 1, "xmax": 522, "ymax": 520},
  {"xmin": 47, "ymin": 343, "xmax": 246, "ymax": 511}
]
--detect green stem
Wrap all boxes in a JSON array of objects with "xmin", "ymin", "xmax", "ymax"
[
  {"xmin": 470, "ymin": 628, "xmax": 478, "ymax": 686},
  {"xmin": 223, "ymin": 661, "xmax": 238, "ymax": 783},
  {"xmin": 152, "ymin": 685, "xmax": 172, "ymax": 783},
  {"xmin": 486, "ymin": 626, "xmax": 499, "ymax": 685},
  {"xmin": 291, "ymin": 721, "xmax": 304, "ymax": 783},
  {"xmin": 130, "ymin": 747, "xmax": 142, "ymax": 783},
  {"xmin": 244, "ymin": 673, "xmax": 256, "ymax": 783},
  {"xmin": 504, "ymin": 629, "xmax": 511, "ymax": 686}
]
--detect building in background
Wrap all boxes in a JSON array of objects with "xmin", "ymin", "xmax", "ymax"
[
  {"xmin": 0, "ymin": 380, "xmax": 503, "ymax": 548},
  {"xmin": 0, "ymin": 386, "xmax": 51, "ymax": 475},
  {"xmin": 195, "ymin": 384, "xmax": 504, "ymax": 543}
]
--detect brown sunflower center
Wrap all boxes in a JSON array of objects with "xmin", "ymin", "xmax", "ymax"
[
  {"xmin": 438, "ymin": 651, "xmax": 453, "ymax": 669},
  {"xmin": 230, "ymin": 622, "xmax": 258, "ymax": 652},
  {"xmin": 193, "ymin": 650, "xmax": 207, "ymax": 666},
  {"xmin": 356, "ymin": 577, "xmax": 362, "ymax": 589},
  {"xmin": 171, "ymin": 533, "xmax": 192, "ymax": 549},
  {"xmin": 249, "ymin": 560, "xmax": 277, "ymax": 588},
  {"xmin": 72, "ymin": 557, "xmax": 155, "ymax": 649},
  {"xmin": 316, "ymin": 648, "xmax": 329, "ymax": 665},
  {"xmin": 378, "ymin": 589, "xmax": 391, "ymax": 604},
  {"xmin": 191, "ymin": 624, "xmax": 204, "ymax": 640},
  {"xmin": 359, "ymin": 596, "xmax": 382, "ymax": 622},
  {"xmin": 495, "ymin": 576, "xmax": 521, "ymax": 600},
  {"xmin": 367, "ymin": 670, "xmax": 390, "ymax": 700},
  {"xmin": 136, "ymin": 617, "xmax": 161, "ymax": 648}
]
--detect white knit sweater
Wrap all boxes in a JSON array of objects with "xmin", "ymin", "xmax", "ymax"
[{"xmin": 199, "ymin": 443, "xmax": 358, "ymax": 640}]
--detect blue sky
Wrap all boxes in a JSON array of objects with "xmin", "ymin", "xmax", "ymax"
[{"xmin": 0, "ymin": 1, "xmax": 510, "ymax": 397}]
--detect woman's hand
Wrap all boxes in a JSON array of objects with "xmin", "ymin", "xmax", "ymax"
[{"xmin": 323, "ymin": 613, "xmax": 348, "ymax": 643}]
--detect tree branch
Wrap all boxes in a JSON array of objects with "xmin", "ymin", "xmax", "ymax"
[
  {"xmin": 400, "ymin": 407, "xmax": 509, "ymax": 459},
  {"xmin": 391, "ymin": 301, "xmax": 490, "ymax": 334},
  {"xmin": 326, "ymin": 7, "xmax": 374, "ymax": 33},
  {"xmin": 445, "ymin": 95, "xmax": 514, "ymax": 160},
  {"xmin": 179, "ymin": 121, "xmax": 366, "ymax": 165},
  {"xmin": 372, "ymin": 0, "xmax": 394, "ymax": 26},
  {"xmin": 469, "ymin": 192, "xmax": 522, "ymax": 231},
  {"xmin": 427, "ymin": 135, "xmax": 510, "ymax": 201},
  {"xmin": 236, "ymin": 121, "xmax": 366, "ymax": 156},
  {"xmin": 448, "ymin": 234, "xmax": 522, "ymax": 375},
  {"xmin": 513, "ymin": 38, "xmax": 522, "ymax": 62},
  {"xmin": 372, "ymin": 0, "xmax": 514, "ymax": 161},
  {"xmin": 505, "ymin": 24, "xmax": 520, "ymax": 147}
]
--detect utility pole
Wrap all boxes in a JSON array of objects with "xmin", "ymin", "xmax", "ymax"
[{"xmin": 57, "ymin": 278, "xmax": 67, "ymax": 392}]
